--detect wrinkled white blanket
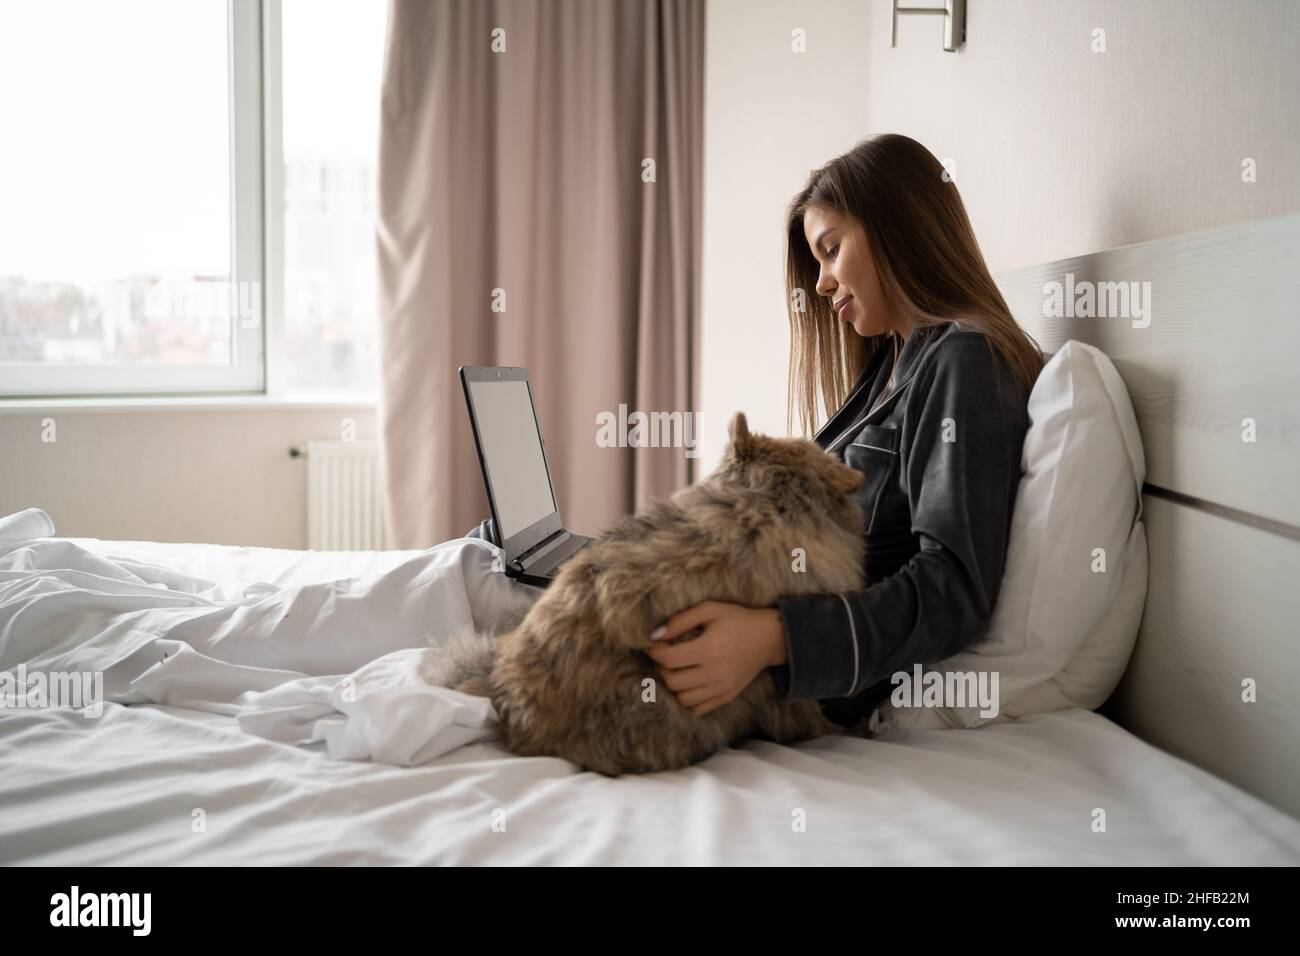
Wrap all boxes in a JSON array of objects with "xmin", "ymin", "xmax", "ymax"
[
  {"xmin": 0, "ymin": 508, "xmax": 541, "ymax": 765},
  {"xmin": 5, "ymin": 510, "xmax": 1300, "ymax": 864}
]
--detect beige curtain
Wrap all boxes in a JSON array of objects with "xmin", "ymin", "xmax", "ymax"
[{"xmin": 376, "ymin": 0, "xmax": 704, "ymax": 549}]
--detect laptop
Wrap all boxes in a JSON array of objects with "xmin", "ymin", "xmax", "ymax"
[{"xmin": 459, "ymin": 366, "xmax": 594, "ymax": 587}]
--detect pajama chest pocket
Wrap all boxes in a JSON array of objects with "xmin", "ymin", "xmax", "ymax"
[{"xmin": 842, "ymin": 425, "xmax": 899, "ymax": 531}]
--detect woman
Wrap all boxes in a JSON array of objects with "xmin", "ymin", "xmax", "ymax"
[{"xmin": 646, "ymin": 133, "xmax": 1044, "ymax": 727}]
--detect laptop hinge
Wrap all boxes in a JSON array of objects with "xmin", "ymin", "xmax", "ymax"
[{"xmin": 516, "ymin": 530, "xmax": 569, "ymax": 568}]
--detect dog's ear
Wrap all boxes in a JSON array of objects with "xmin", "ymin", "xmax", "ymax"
[{"xmin": 727, "ymin": 411, "xmax": 752, "ymax": 457}]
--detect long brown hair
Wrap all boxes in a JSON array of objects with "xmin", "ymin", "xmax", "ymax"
[{"xmin": 785, "ymin": 133, "xmax": 1043, "ymax": 437}]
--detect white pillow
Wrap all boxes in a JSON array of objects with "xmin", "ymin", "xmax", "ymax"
[{"xmin": 872, "ymin": 340, "xmax": 1148, "ymax": 732}]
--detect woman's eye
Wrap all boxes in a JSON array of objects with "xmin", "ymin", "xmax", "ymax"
[{"xmin": 828, "ymin": 246, "xmax": 839, "ymax": 260}]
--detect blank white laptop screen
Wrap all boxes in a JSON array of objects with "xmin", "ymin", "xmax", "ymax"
[{"xmin": 468, "ymin": 379, "xmax": 558, "ymax": 540}]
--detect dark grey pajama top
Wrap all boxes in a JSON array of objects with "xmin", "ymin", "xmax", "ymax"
[{"xmin": 770, "ymin": 321, "xmax": 1032, "ymax": 728}]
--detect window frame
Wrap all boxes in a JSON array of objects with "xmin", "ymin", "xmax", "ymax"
[{"xmin": 1, "ymin": 0, "xmax": 268, "ymax": 399}]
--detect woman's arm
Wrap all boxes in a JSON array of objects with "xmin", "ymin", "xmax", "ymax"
[
  {"xmin": 774, "ymin": 331, "xmax": 1030, "ymax": 701},
  {"xmin": 759, "ymin": 607, "xmax": 788, "ymax": 665}
]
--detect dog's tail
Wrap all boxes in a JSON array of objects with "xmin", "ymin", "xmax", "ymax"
[{"xmin": 420, "ymin": 624, "xmax": 499, "ymax": 698}]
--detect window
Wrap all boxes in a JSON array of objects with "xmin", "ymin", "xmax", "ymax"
[{"xmin": 0, "ymin": 0, "xmax": 387, "ymax": 399}]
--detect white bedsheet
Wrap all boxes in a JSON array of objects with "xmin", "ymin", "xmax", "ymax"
[{"xmin": 2, "ymin": 509, "xmax": 1299, "ymax": 865}]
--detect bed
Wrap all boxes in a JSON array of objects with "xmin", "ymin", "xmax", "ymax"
[
  {"xmin": 2, "ymin": 216, "xmax": 1299, "ymax": 866},
  {"xmin": 0, "ymin": 533, "xmax": 1282, "ymax": 865}
]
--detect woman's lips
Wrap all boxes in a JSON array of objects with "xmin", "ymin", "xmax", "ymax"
[{"xmin": 835, "ymin": 296, "xmax": 853, "ymax": 317}]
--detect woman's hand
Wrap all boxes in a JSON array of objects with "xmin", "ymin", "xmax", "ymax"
[{"xmin": 645, "ymin": 601, "xmax": 786, "ymax": 717}]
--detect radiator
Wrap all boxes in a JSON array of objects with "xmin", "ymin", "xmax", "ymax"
[{"xmin": 306, "ymin": 441, "xmax": 387, "ymax": 550}]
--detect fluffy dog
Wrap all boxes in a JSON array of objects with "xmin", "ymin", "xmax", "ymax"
[{"xmin": 422, "ymin": 411, "xmax": 867, "ymax": 774}]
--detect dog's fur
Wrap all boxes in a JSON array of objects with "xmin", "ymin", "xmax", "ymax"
[{"xmin": 421, "ymin": 411, "xmax": 868, "ymax": 774}]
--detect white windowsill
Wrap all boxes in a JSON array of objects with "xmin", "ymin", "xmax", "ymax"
[{"xmin": 0, "ymin": 393, "xmax": 380, "ymax": 414}]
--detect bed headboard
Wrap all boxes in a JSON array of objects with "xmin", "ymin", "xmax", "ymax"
[{"xmin": 995, "ymin": 213, "xmax": 1300, "ymax": 821}]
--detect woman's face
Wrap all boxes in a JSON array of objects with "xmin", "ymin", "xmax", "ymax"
[{"xmin": 803, "ymin": 202, "xmax": 895, "ymax": 338}]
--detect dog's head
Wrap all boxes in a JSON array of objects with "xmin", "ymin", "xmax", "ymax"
[{"xmin": 714, "ymin": 411, "xmax": 864, "ymax": 508}]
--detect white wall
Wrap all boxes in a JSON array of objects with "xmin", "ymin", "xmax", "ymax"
[
  {"xmin": 7, "ymin": 0, "xmax": 1296, "ymax": 544},
  {"xmin": 0, "ymin": 403, "xmax": 376, "ymax": 548},
  {"xmin": 699, "ymin": 0, "xmax": 1300, "ymax": 470}
]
